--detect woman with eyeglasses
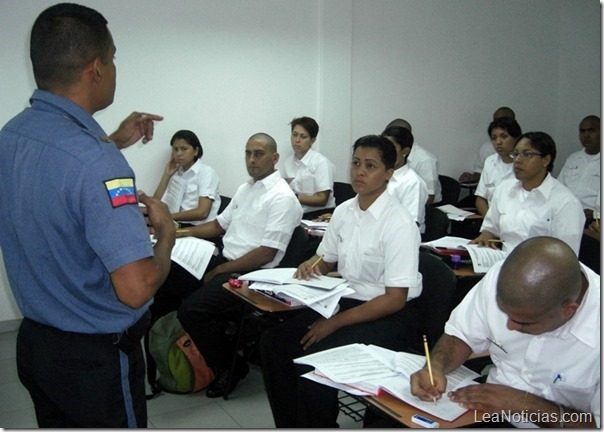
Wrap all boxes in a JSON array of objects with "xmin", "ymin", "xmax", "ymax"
[
  {"xmin": 474, "ymin": 117, "xmax": 522, "ymax": 216},
  {"xmin": 470, "ymin": 132, "xmax": 584, "ymax": 255}
]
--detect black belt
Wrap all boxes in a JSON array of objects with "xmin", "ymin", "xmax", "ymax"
[{"xmin": 112, "ymin": 310, "xmax": 151, "ymax": 354}]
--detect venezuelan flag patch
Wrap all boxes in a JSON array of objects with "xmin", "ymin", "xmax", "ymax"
[{"xmin": 104, "ymin": 177, "xmax": 138, "ymax": 208}]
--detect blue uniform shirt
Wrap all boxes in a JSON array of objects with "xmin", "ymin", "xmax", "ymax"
[{"xmin": 0, "ymin": 90, "xmax": 154, "ymax": 334}]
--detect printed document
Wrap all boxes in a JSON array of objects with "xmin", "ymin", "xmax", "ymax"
[
  {"xmin": 240, "ymin": 268, "xmax": 345, "ymax": 290},
  {"xmin": 170, "ymin": 237, "xmax": 216, "ymax": 280},
  {"xmin": 296, "ymin": 343, "xmax": 480, "ymax": 422}
]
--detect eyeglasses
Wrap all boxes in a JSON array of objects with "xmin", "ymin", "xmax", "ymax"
[{"xmin": 509, "ymin": 151, "xmax": 543, "ymax": 160}]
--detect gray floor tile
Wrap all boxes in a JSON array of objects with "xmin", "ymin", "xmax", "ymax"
[
  {"xmin": 146, "ymin": 389, "xmax": 214, "ymax": 417},
  {"xmin": 216, "ymin": 389, "xmax": 275, "ymax": 428},
  {"xmin": 148, "ymin": 402, "xmax": 240, "ymax": 428}
]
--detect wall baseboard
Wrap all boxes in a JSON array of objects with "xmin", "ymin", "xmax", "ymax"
[{"xmin": 0, "ymin": 319, "xmax": 22, "ymax": 333}]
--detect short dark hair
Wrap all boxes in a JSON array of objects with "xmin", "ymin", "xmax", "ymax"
[
  {"xmin": 30, "ymin": 3, "xmax": 112, "ymax": 89},
  {"xmin": 488, "ymin": 117, "xmax": 522, "ymax": 138},
  {"xmin": 517, "ymin": 132, "xmax": 556, "ymax": 172},
  {"xmin": 289, "ymin": 116, "xmax": 319, "ymax": 139},
  {"xmin": 352, "ymin": 135, "xmax": 396, "ymax": 170},
  {"xmin": 494, "ymin": 107, "xmax": 516, "ymax": 119},
  {"xmin": 381, "ymin": 125, "xmax": 414, "ymax": 150},
  {"xmin": 170, "ymin": 130, "xmax": 203, "ymax": 160}
]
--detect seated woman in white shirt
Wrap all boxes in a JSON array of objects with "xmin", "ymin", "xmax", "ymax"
[
  {"xmin": 280, "ymin": 116, "xmax": 336, "ymax": 219},
  {"xmin": 153, "ymin": 130, "xmax": 221, "ymax": 227},
  {"xmin": 381, "ymin": 125, "xmax": 428, "ymax": 233},
  {"xmin": 260, "ymin": 134, "xmax": 422, "ymax": 428},
  {"xmin": 470, "ymin": 132, "xmax": 585, "ymax": 255},
  {"xmin": 474, "ymin": 117, "xmax": 522, "ymax": 216}
]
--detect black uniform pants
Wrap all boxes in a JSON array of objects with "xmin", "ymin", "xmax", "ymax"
[{"xmin": 17, "ymin": 314, "xmax": 149, "ymax": 428}]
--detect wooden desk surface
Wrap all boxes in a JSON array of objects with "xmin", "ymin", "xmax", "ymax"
[
  {"xmin": 222, "ymin": 282, "xmax": 302, "ymax": 313},
  {"xmin": 453, "ymin": 264, "xmax": 481, "ymax": 278},
  {"xmin": 364, "ymin": 392, "xmax": 479, "ymax": 428}
]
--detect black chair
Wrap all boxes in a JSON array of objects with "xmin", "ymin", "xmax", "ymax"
[
  {"xmin": 218, "ymin": 195, "xmax": 231, "ymax": 215},
  {"xmin": 333, "ymin": 182, "xmax": 355, "ymax": 206},
  {"xmin": 434, "ymin": 175, "xmax": 461, "ymax": 206},
  {"xmin": 278, "ymin": 225, "xmax": 311, "ymax": 268},
  {"xmin": 410, "ymin": 251, "xmax": 457, "ymax": 352},
  {"xmin": 422, "ymin": 205, "xmax": 450, "ymax": 242},
  {"xmin": 579, "ymin": 231, "xmax": 600, "ymax": 275}
]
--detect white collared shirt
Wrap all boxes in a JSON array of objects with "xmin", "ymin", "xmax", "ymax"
[
  {"xmin": 217, "ymin": 170, "xmax": 303, "ymax": 268},
  {"xmin": 407, "ymin": 143, "xmax": 442, "ymax": 203},
  {"xmin": 280, "ymin": 148, "xmax": 336, "ymax": 213},
  {"xmin": 480, "ymin": 175, "xmax": 585, "ymax": 254},
  {"xmin": 557, "ymin": 149, "xmax": 600, "ymax": 210},
  {"xmin": 475, "ymin": 154, "xmax": 515, "ymax": 203},
  {"xmin": 387, "ymin": 164, "xmax": 428, "ymax": 233},
  {"xmin": 164, "ymin": 159, "xmax": 221, "ymax": 225},
  {"xmin": 445, "ymin": 261, "xmax": 600, "ymax": 427},
  {"xmin": 316, "ymin": 191, "xmax": 422, "ymax": 301}
]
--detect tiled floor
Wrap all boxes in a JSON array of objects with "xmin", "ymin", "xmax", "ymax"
[{"xmin": 0, "ymin": 328, "xmax": 363, "ymax": 428}]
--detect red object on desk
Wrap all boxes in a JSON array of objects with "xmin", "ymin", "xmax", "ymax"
[
  {"xmin": 228, "ymin": 278, "xmax": 243, "ymax": 288},
  {"xmin": 432, "ymin": 248, "xmax": 470, "ymax": 257}
]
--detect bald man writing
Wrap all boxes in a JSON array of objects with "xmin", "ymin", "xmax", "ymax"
[{"xmin": 411, "ymin": 236, "xmax": 599, "ymax": 428}]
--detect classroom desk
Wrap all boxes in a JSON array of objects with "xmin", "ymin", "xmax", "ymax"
[
  {"xmin": 453, "ymin": 263, "xmax": 479, "ymax": 277},
  {"xmin": 363, "ymin": 392, "xmax": 480, "ymax": 428},
  {"xmin": 222, "ymin": 281, "xmax": 302, "ymax": 312},
  {"xmin": 362, "ymin": 350, "xmax": 491, "ymax": 428}
]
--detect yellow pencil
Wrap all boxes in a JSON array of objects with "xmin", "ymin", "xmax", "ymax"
[
  {"xmin": 423, "ymin": 335, "xmax": 437, "ymax": 403},
  {"xmin": 176, "ymin": 229, "xmax": 190, "ymax": 234},
  {"xmin": 487, "ymin": 239, "xmax": 504, "ymax": 243},
  {"xmin": 310, "ymin": 255, "xmax": 324, "ymax": 269}
]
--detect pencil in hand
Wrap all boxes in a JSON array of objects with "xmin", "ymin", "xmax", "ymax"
[
  {"xmin": 310, "ymin": 255, "xmax": 324, "ymax": 269},
  {"xmin": 423, "ymin": 335, "xmax": 437, "ymax": 403}
]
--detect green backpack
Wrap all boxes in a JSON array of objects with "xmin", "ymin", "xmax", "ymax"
[{"xmin": 148, "ymin": 311, "xmax": 215, "ymax": 393}]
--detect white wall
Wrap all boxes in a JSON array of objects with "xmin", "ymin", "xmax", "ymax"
[{"xmin": 0, "ymin": 0, "xmax": 599, "ymax": 323}]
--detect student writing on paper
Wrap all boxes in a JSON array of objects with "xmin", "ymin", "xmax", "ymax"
[
  {"xmin": 470, "ymin": 132, "xmax": 584, "ymax": 255},
  {"xmin": 153, "ymin": 129, "xmax": 221, "ymax": 227},
  {"xmin": 177, "ymin": 133, "xmax": 302, "ymax": 399},
  {"xmin": 411, "ymin": 237, "xmax": 599, "ymax": 428},
  {"xmin": 260, "ymin": 135, "xmax": 423, "ymax": 428}
]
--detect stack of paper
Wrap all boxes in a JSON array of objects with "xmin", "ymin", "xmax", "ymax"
[
  {"xmin": 301, "ymin": 220, "xmax": 329, "ymax": 237},
  {"xmin": 421, "ymin": 236, "xmax": 508, "ymax": 273},
  {"xmin": 436, "ymin": 204, "xmax": 476, "ymax": 221},
  {"xmin": 239, "ymin": 268, "xmax": 354, "ymax": 318},
  {"xmin": 295, "ymin": 344, "xmax": 480, "ymax": 422}
]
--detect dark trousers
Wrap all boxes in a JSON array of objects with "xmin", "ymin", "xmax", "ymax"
[
  {"xmin": 149, "ymin": 262, "xmax": 202, "ymax": 320},
  {"xmin": 177, "ymin": 272, "xmax": 245, "ymax": 374},
  {"xmin": 17, "ymin": 317, "xmax": 148, "ymax": 428},
  {"xmin": 259, "ymin": 298, "xmax": 420, "ymax": 428}
]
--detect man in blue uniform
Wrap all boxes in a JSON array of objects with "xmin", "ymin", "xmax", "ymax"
[{"xmin": 0, "ymin": 3, "xmax": 175, "ymax": 428}]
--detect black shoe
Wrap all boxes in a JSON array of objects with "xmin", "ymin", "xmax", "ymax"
[{"xmin": 206, "ymin": 356, "xmax": 249, "ymax": 398}]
